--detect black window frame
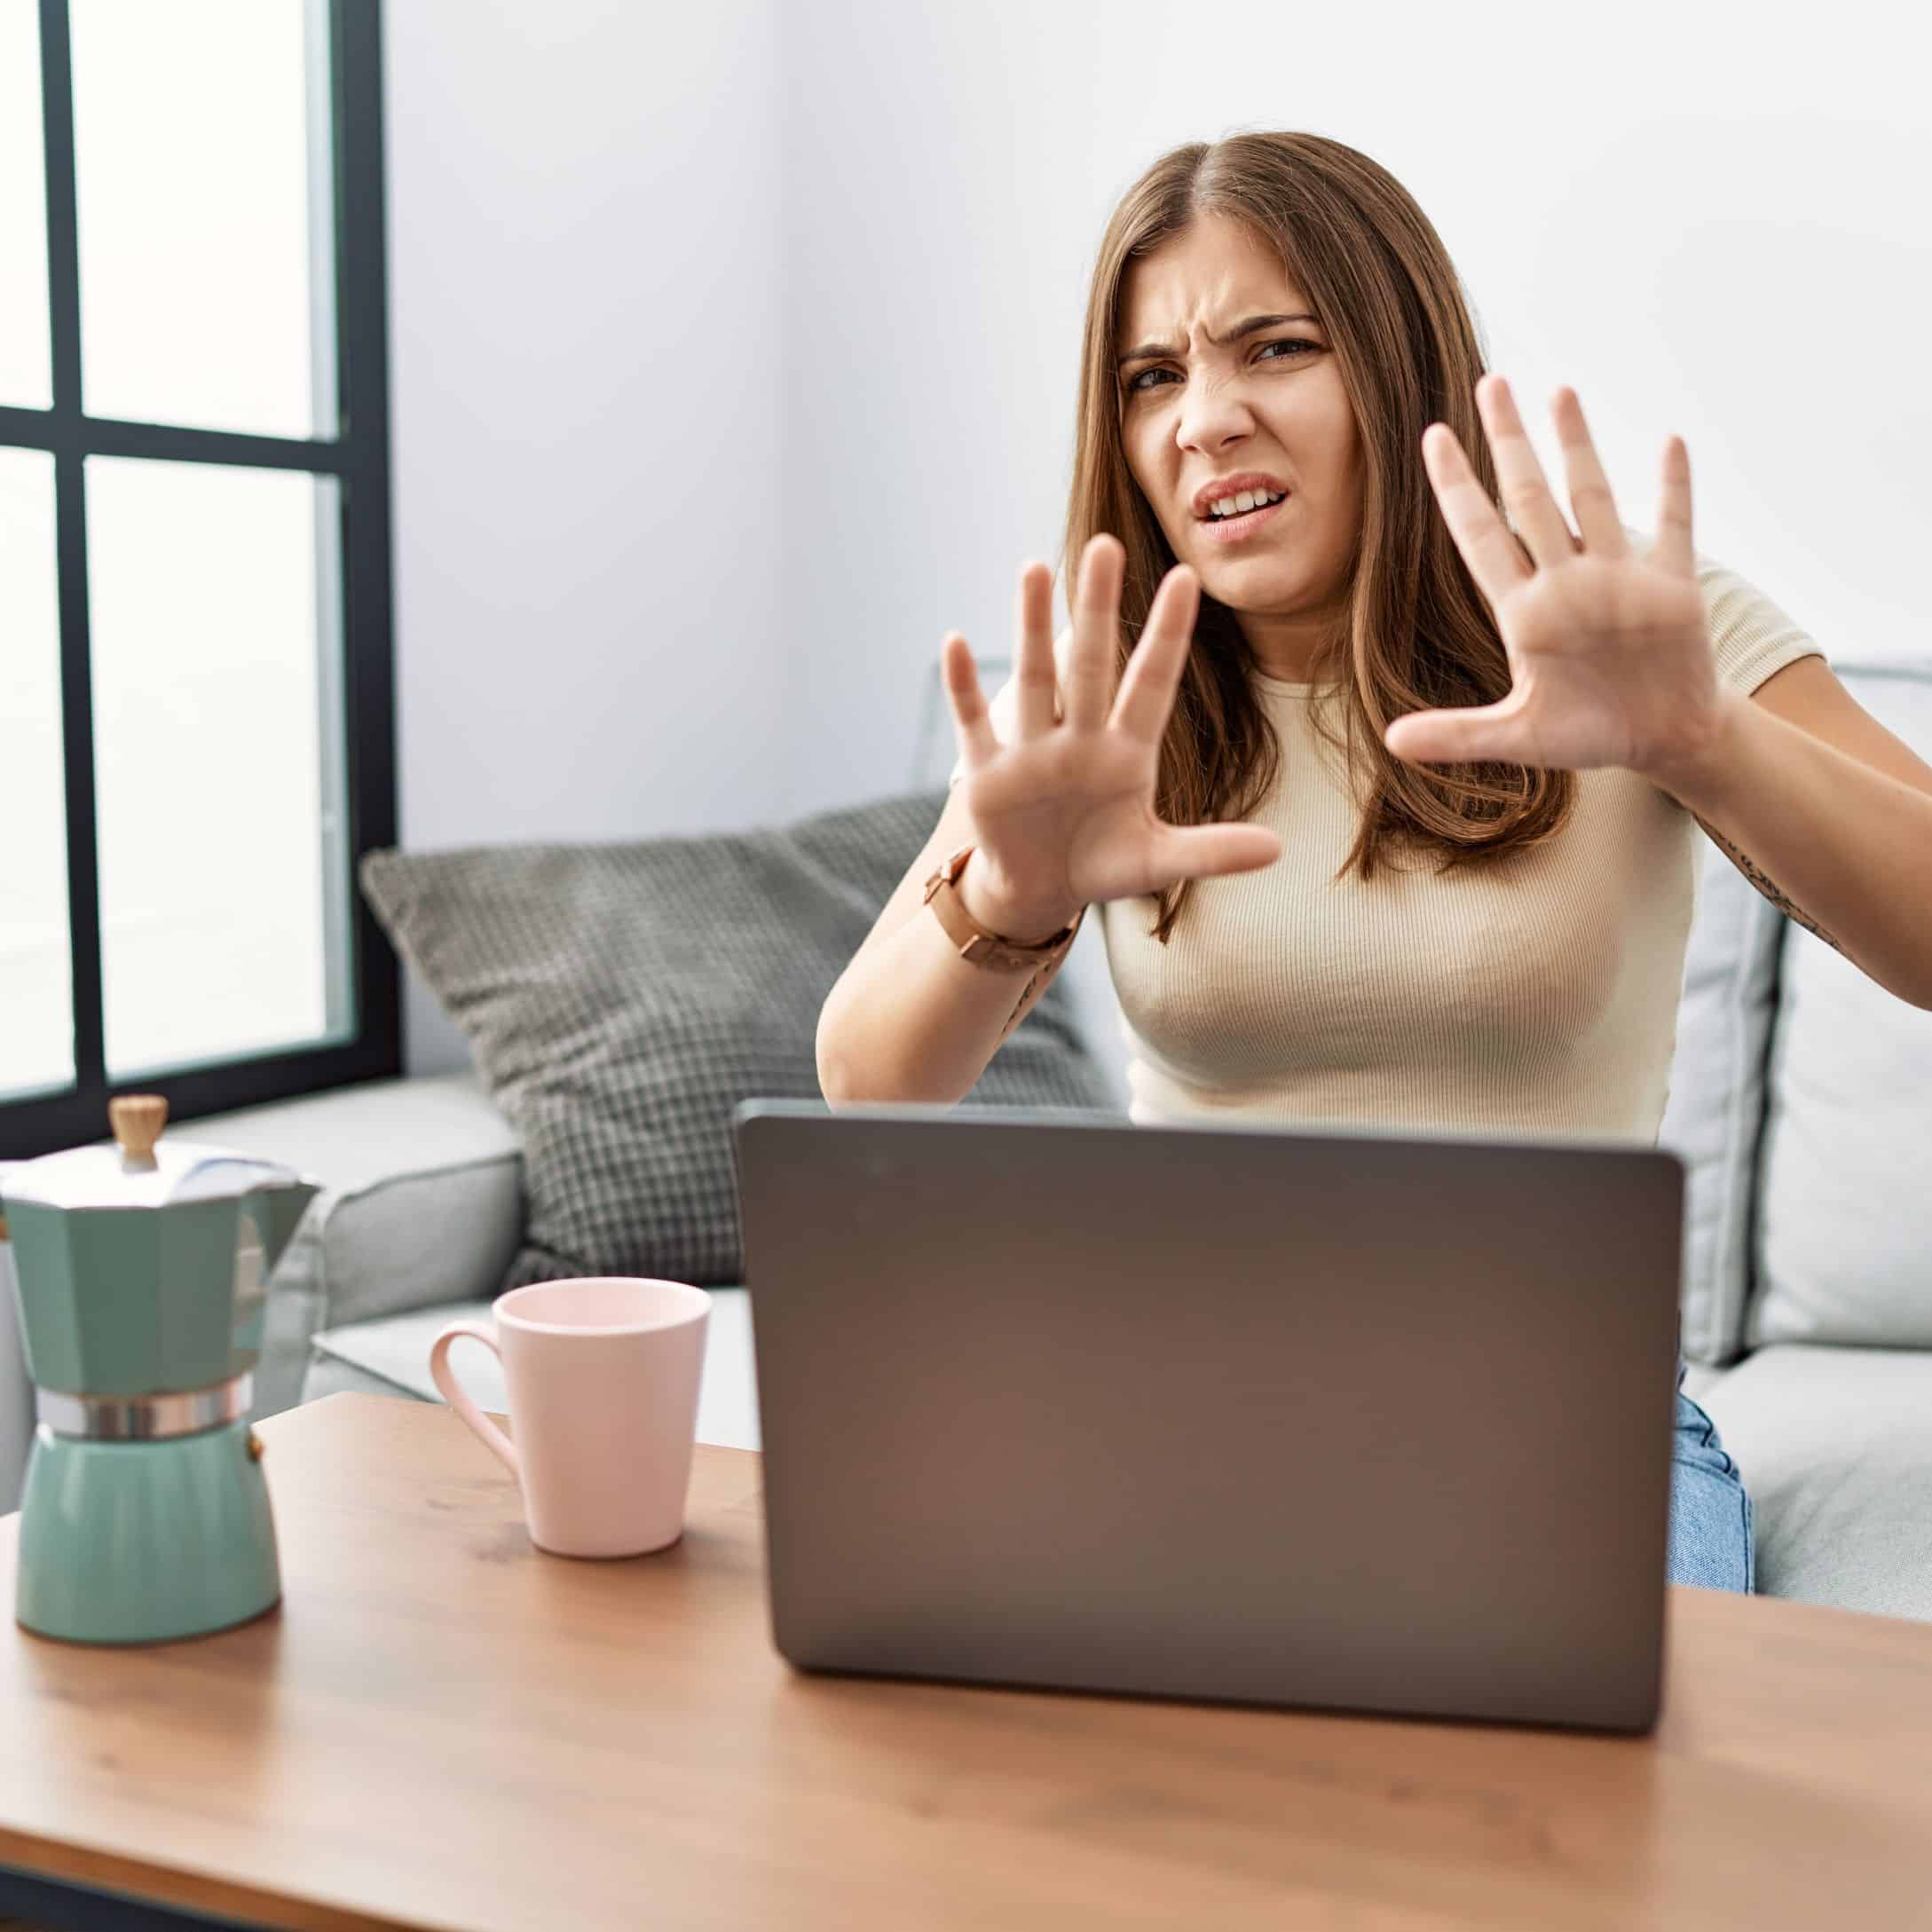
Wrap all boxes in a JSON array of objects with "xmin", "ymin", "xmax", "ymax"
[{"xmin": 0, "ymin": 0, "xmax": 399, "ymax": 1161}]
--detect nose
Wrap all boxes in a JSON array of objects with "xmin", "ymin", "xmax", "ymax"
[{"xmin": 1175, "ymin": 373, "xmax": 1254, "ymax": 458}]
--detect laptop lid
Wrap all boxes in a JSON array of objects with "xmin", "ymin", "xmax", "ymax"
[{"xmin": 734, "ymin": 1100, "xmax": 1682, "ymax": 1734}]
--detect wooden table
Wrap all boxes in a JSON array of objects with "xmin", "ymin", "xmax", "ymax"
[{"xmin": 2, "ymin": 1393, "xmax": 1931, "ymax": 1930}]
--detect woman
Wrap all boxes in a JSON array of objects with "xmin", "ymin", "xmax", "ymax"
[{"xmin": 816, "ymin": 133, "xmax": 1932, "ymax": 1597}]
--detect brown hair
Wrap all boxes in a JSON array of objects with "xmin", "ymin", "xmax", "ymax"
[{"xmin": 1063, "ymin": 130, "xmax": 1576, "ymax": 942}]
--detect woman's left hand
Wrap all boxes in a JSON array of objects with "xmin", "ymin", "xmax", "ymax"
[{"xmin": 1384, "ymin": 375, "xmax": 1724, "ymax": 783}]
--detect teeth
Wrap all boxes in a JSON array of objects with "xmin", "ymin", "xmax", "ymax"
[{"xmin": 1207, "ymin": 489, "xmax": 1283, "ymax": 519}]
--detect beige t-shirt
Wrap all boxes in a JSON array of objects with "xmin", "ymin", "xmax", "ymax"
[{"xmin": 950, "ymin": 532, "xmax": 1826, "ymax": 1146}]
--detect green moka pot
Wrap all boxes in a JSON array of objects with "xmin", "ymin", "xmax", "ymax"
[{"xmin": 1, "ymin": 1096, "xmax": 318, "ymax": 1645}]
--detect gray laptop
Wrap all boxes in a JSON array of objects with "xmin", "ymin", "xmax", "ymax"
[{"xmin": 732, "ymin": 1099, "xmax": 1683, "ymax": 1735}]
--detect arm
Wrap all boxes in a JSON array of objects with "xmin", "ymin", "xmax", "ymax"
[
  {"xmin": 1651, "ymin": 669, "xmax": 1932, "ymax": 1011},
  {"xmin": 816, "ymin": 784, "xmax": 1080, "ymax": 1108},
  {"xmin": 1386, "ymin": 378, "xmax": 1932, "ymax": 1011}
]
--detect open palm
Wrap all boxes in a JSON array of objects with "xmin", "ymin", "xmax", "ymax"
[
  {"xmin": 945, "ymin": 536, "xmax": 1281, "ymax": 936},
  {"xmin": 1384, "ymin": 376, "xmax": 1723, "ymax": 780}
]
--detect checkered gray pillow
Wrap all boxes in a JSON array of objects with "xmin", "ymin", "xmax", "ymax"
[{"xmin": 359, "ymin": 792, "xmax": 1113, "ymax": 1290}]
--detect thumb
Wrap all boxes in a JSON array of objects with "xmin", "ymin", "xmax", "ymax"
[
  {"xmin": 1384, "ymin": 690, "xmax": 1526, "ymax": 765},
  {"xmin": 1147, "ymin": 823, "xmax": 1282, "ymax": 893}
]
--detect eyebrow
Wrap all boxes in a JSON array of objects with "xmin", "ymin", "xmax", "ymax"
[{"xmin": 1116, "ymin": 312, "xmax": 1321, "ymax": 369}]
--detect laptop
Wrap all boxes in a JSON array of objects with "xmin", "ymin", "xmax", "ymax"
[{"xmin": 732, "ymin": 1099, "xmax": 1684, "ymax": 1735}]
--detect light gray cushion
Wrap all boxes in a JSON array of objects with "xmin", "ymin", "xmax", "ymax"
[
  {"xmin": 359, "ymin": 791, "xmax": 1116, "ymax": 1295},
  {"xmin": 1676, "ymin": 1359, "xmax": 1729, "ymax": 1405},
  {"xmin": 306, "ymin": 1287, "xmax": 761, "ymax": 1451},
  {"xmin": 1747, "ymin": 660, "xmax": 1932, "ymax": 1352},
  {"xmin": 1697, "ymin": 1343, "xmax": 1932, "ymax": 1621},
  {"xmin": 184, "ymin": 1074, "xmax": 524, "ymax": 1418},
  {"xmin": 1658, "ymin": 831, "xmax": 1790, "ymax": 1366}
]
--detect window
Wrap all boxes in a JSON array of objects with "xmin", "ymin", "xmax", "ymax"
[{"xmin": 0, "ymin": 0, "xmax": 398, "ymax": 1159}]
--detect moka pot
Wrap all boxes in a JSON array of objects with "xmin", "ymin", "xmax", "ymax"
[{"xmin": 0, "ymin": 1095, "xmax": 319, "ymax": 1644}]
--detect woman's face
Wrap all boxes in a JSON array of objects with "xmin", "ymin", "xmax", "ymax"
[{"xmin": 1116, "ymin": 213, "xmax": 1363, "ymax": 680}]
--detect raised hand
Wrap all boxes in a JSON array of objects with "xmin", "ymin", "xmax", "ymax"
[
  {"xmin": 943, "ymin": 533, "xmax": 1281, "ymax": 941},
  {"xmin": 1384, "ymin": 375, "xmax": 1726, "ymax": 784}
]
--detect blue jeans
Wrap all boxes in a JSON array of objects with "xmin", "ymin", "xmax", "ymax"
[{"xmin": 1670, "ymin": 1357, "xmax": 1756, "ymax": 1593}]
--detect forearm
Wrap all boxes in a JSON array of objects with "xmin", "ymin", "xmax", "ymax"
[
  {"xmin": 816, "ymin": 900, "xmax": 1075, "ymax": 1107},
  {"xmin": 1649, "ymin": 693, "xmax": 1932, "ymax": 1011}
]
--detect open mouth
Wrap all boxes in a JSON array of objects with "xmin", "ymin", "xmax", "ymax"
[{"xmin": 1195, "ymin": 493, "xmax": 1288, "ymax": 541}]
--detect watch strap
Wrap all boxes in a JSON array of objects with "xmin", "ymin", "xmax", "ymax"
[{"xmin": 922, "ymin": 844, "xmax": 1082, "ymax": 973}]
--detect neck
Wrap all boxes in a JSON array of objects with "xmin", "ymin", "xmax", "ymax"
[{"xmin": 1234, "ymin": 601, "xmax": 1346, "ymax": 683}]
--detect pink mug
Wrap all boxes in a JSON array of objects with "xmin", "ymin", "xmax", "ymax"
[{"xmin": 429, "ymin": 1276, "xmax": 710, "ymax": 1558}]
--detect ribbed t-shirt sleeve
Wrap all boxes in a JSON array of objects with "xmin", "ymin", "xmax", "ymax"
[
  {"xmin": 1692, "ymin": 549, "xmax": 1829, "ymax": 697},
  {"xmin": 1622, "ymin": 520, "xmax": 1828, "ymax": 696}
]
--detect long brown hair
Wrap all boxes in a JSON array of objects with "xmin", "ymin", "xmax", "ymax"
[{"xmin": 1065, "ymin": 131, "xmax": 1577, "ymax": 942}]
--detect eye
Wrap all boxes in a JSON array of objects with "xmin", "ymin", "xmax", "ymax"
[{"xmin": 1124, "ymin": 338, "xmax": 1321, "ymax": 395}]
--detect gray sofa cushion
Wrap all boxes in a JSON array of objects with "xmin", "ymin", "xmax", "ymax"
[
  {"xmin": 360, "ymin": 791, "xmax": 1116, "ymax": 1294},
  {"xmin": 172, "ymin": 1074, "xmax": 524, "ymax": 1419},
  {"xmin": 1698, "ymin": 1344, "xmax": 1932, "ymax": 1621},
  {"xmin": 1748, "ymin": 660, "xmax": 1932, "ymax": 1352},
  {"xmin": 306, "ymin": 1288, "xmax": 761, "ymax": 1451},
  {"xmin": 1658, "ymin": 831, "xmax": 1790, "ymax": 1367}
]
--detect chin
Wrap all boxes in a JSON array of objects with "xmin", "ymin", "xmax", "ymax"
[{"xmin": 1196, "ymin": 555, "xmax": 1309, "ymax": 605}]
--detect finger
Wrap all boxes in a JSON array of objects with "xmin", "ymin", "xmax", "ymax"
[
  {"xmin": 1109, "ymin": 563, "xmax": 1199, "ymax": 745},
  {"xmin": 1652, "ymin": 434, "xmax": 1695, "ymax": 577},
  {"xmin": 1384, "ymin": 689, "xmax": 1529, "ymax": 766},
  {"xmin": 1423, "ymin": 421, "xmax": 1531, "ymax": 612},
  {"xmin": 1477, "ymin": 374, "xmax": 1577, "ymax": 568},
  {"xmin": 1550, "ymin": 387, "xmax": 1630, "ymax": 558},
  {"xmin": 1144, "ymin": 823, "xmax": 1282, "ymax": 893},
  {"xmin": 1062, "ymin": 533, "xmax": 1124, "ymax": 733},
  {"xmin": 1012, "ymin": 560, "xmax": 1059, "ymax": 740},
  {"xmin": 941, "ymin": 631, "xmax": 1000, "ymax": 769}
]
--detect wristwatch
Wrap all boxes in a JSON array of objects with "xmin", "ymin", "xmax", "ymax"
[{"xmin": 922, "ymin": 844, "xmax": 1083, "ymax": 973}]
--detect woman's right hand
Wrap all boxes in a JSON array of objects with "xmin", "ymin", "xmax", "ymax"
[{"xmin": 942, "ymin": 532, "xmax": 1283, "ymax": 942}]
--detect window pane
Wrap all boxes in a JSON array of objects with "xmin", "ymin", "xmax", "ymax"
[
  {"xmin": 70, "ymin": 0, "xmax": 337, "ymax": 438},
  {"xmin": 0, "ymin": 0, "xmax": 51, "ymax": 408},
  {"xmin": 0, "ymin": 447, "xmax": 73, "ymax": 1099},
  {"xmin": 88, "ymin": 456, "xmax": 351, "ymax": 1079}
]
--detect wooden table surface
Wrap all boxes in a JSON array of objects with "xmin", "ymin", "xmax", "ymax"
[{"xmin": 2, "ymin": 1392, "xmax": 1931, "ymax": 1931}]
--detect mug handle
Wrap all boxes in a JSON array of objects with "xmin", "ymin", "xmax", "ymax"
[{"xmin": 429, "ymin": 1322, "xmax": 521, "ymax": 1479}]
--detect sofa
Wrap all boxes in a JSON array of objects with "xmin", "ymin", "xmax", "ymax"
[{"xmin": 4, "ymin": 648, "xmax": 1928, "ymax": 1622}]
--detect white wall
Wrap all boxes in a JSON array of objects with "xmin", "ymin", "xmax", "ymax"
[
  {"xmin": 382, "ymin": 1, "xmax": 1928, "ymax": 1078},
  {"xmin": 382, "ymin": 0, "xmax": 782, "ymax": 1071}
]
